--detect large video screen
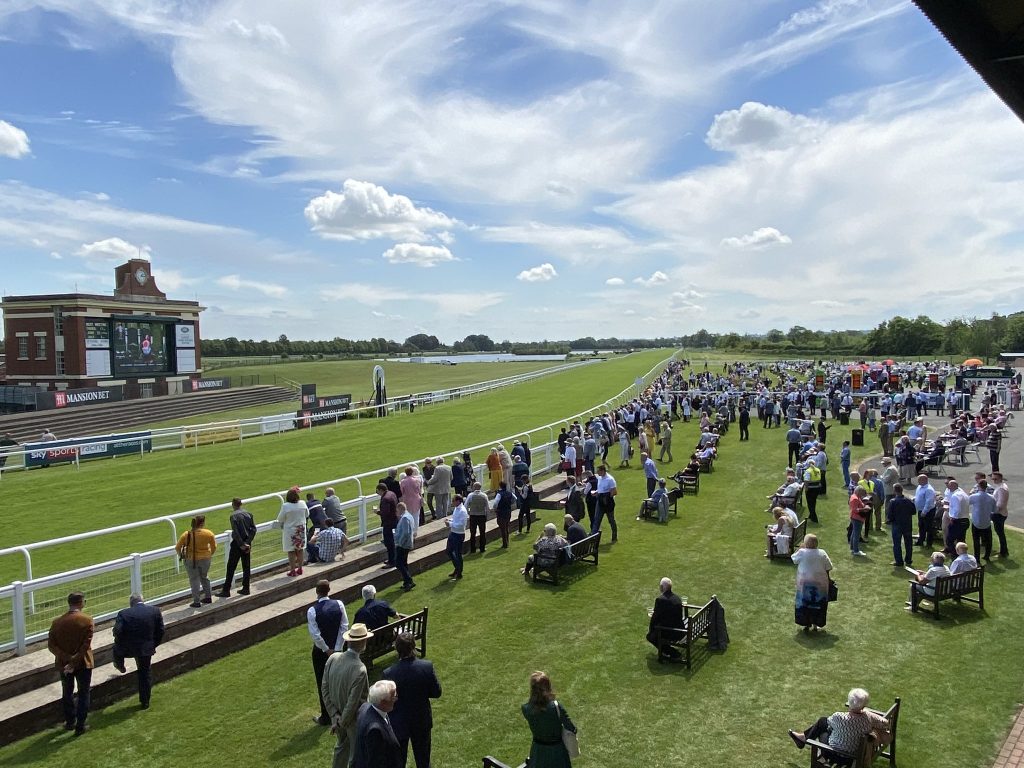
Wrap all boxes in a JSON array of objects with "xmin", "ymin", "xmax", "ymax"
[{"xmin": 112, "ymin": 319, "xmax": 173, "ymax": 376}]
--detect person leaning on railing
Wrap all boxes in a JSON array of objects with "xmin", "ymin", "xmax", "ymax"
[{"xmin": 176, "ymin": 515, "xmax": 217, "ymax": 608}]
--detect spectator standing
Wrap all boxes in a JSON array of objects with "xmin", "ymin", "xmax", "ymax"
[
  {"xmin": 421, "ymin": 458, "xmax": 436, "ymax": 522},
  {"xmin": 641, "ymin": 452, "xmax": 658, "ymax": 499},
  {"xmin": 382, "ymin": 632, "xmax": 443, "ymax": 768},
  {"xmin": 276, "ymin": 487, "xmax": 307, "ymax": 578},
  {"xmin": 516, "ymin": 476, "xmax": 534, "ymax": 535},
  {"xmin": 522, "ymin": 671, "xmax": 577, "ymax": 768},
  {"xmin": 738, "ymin": 405, "xmax": 750, "ymax": 441},
  {"xmin": 323, "ymin": 487, "xmax": 348, "ymax": 535},
  {"xmin": 112, "ymin": 594, "xmax": 164, "ymax": 709},
  {"xmin": 353, "ymin": 681, "xmax": 402, "ymax": 768},
  {"xmin": 451, "ymin": 457, "xmax": 468, "ymax": 498},
  {"xmin": 176, "ymin": 514, "xmax": 217, "ymax": 607},
  {"xmin": 590, "ymin": 465, "xmax": 619, "ymax": 542},
  {"xmin": 466, "ymin": 482, "xmax": 490, "ymax": 554},
  {"xmin": 322, "ymin": 623, "xmax": 372, "ymax": 768},
  {"xmin": 913, "ymin": 474, "xmax": 938, "ymax": 548},
  {"xmin": 493, "ymin": 480, "xmax": 515, "ymax": 548},
  {"xmin": 839, "ymin": 441, "xmax": 851, "ymax": 489},
  {"xmin": 658, "ymin": 422, "xmax": 674, "ymax": 462},
  {"xmin": 445, "ymin": 495, "xmax": 468, "ymax": 580},
  {"xmin": 308, "ymin": 580, "xmax": 349, "ymax": 727},
  {"xmin": 945, "ymin": 479, "xmax": 970, "ymax": 555},
  {"xmin": 969, "ymin": 480, "xmax": 995, "ymax": 562},
  {"xmin": 987, "ymin": 427, "xmax": 1002, "ymax": 472},
  {"xmin": 991, "ymin": 472, "xmax": 1010, "ymax": 557},
  {"xmin": 0, "ymin": 432, "xmax": 17, "ymax": 469},
  {"xmin": 375, "ymin": 483, "xmax": 400, "ymax": 568},
  {"xmin": 400, "ymin": 467, "xmax": 424, "ymax": 531},
  {"xmin": 486, "ymin": 448, "xmax": 502, "ymax": 492},
  {"xmin": 48, "ymin": 592, "xmax": 94, "ymax": 735},
  {"xmin": 848, "ymin": 488, "xmax": 869, "ymax": 557},
  {"xmin": 792, "ymin": 534, "xmax": 833, "ymax": 633},
  {"xmin": 426, "ymin": 457, "xmax": 453, "ymax": 519},
  {"xmin": 886, "ymin": 484, "xmax": 916, "ymax": 567},
  {"xmin": 219, "ymin": 497, "xmax": 256, "ymax": 597},
  {"xmin": 394, "ymin": 502, "xmax": 417, "ymax": 591}
]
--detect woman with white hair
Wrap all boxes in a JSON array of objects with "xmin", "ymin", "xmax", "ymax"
[
  {"xmin": 791, "ymin": 533, "xmax": 833, "ymax": 633},
  {"xmin": 788, "ymin": 688, "xmax": 890, "ymax": 763}
]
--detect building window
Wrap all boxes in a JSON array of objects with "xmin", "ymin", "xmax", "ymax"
[
  {"xmin": 54, "ymin": 307, "xmax": 64, "ymax": 336},
  {"xmin": 17, "ymin": 337, "xmax": 28, "ymax": 359},
  {"xmin": 55, "ymin": 351, "xmax": 65, "ymax": 375},
  {"xmin": 35, "ymin": 335, "xmax": 47, "ymax": 360}
]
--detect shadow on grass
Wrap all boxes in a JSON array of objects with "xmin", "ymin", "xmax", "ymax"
[
  {"xmin": 0, "ymin": 704, "xmax": 138, "ymax": 766},
  {"xmin": 268, "ymin": 723, "xmax": 325, "ymax": 761},
  {"xmin": 792, "ymin": 629, "xmax": 840, "ymax": 649},
  {"xmin": 524, "ymin": 564, "xmax": 598, "ymax": 590},
  {"xmin": 643, "ymin": 645, "xmax": 726, "ymax": 677},
  {"xmin": 905, "ymin": 603, "xmax": 988, "ymax": 626}
]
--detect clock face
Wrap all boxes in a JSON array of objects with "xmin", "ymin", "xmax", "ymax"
[{"xmin": 134, "ymin": 267, "xmax": 148, "ymax": 285}]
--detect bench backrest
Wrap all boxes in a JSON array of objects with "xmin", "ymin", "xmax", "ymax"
[
  {"xmin": 568, "ymin": 531, "xmax": 601, "ymax": 562},
  {"xmin": 668, "ymin": 488, "xmax": 683, "ymax": 503},
  {"xmin": 935, "ymin": 567, "xmax": 984, "ymax": 598},
  {"xmin": 686, "ymin": 599, "xmax": 713, "ymax": 640},
  {"xmin": 361, "ymin": 608, "xmax": 428, "ymax": 663},
  {"xmin": 792, "ymin": 518, "xmax": 808, "ymax": 548}
]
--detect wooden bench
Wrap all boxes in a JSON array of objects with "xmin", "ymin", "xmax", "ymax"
[
  {"xmin": 676, "ymin": 471, "xmax": 700, "ymax": 495},
  {"xmin": 360, "ymin": 607, "xmax": 428, "ymax": 668},
  {"xmin": 532, "ymin": 531, "xmax": 601, "ymax": 585},
  {"xmin": 482, "ymin": 757, "xmax": 526, "ymax": 768},
  {"xmin": 908, "ymin": 567, "xmax": 985, "ymax": 619},
  {"xmin": 699, "ymin": 455, "xmax": 714, "ymax": 473},
  {"xmin": 637, "ymin": 488, "xmax": 682, "ymax": 520},
  {"xmin": 767, "ymin": 518, "xmax": 807, "ymax": 560},
  {"xmin": 807, "ymin": 697, "xmax": 900, "ymax": 768},
  {"xmin": 651, "ymin": 595, "xmax": 717, "ymax": 668}
]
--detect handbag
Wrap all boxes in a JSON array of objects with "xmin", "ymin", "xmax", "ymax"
[
  {"xmin": 828, "ymin": 578, "xmax": 839, "ymax": 601},
  {"xmin": 555, "ymin": 700, "xmax": 580, "ymax": 757}
]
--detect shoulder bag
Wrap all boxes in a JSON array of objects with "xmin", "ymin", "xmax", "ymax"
[{"xmin": 555, "ymin": 700, "xmax": 580, "ymax": 757}]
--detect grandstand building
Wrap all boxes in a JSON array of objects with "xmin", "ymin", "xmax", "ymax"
[{"xmin": 1, "ymin": 258, "xmax": 205, "ymax": 404}]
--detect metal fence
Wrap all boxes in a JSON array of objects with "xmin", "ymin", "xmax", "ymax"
[{"xmin": 0, "ymin": 351, "xmax": 679, "ymax": 654}]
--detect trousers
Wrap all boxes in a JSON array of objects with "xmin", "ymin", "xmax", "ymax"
[
  {"xmin": 399, "ymin": 724, "xmax": 434, "ymax": 768},
  {"xmin": 112, "ymin": 650, "xmax": 153, "ymax": 705},
  {"xmin": 312, "ymin": 646, "xmax": 331, "ymax": 722},
  {"xmin": 891, "ymin": 525, "xmax": 913, "ymax": 566},
  {"xmin": 186, "ymin": 558, "xmax": 212, "ymax": 603},
  {"xmin": 446, "ymin": 532, "xmax": 465, "ymax": 576},
  {"xmin": 592, "ymin": 494, "xmax": 617, "ymax": 540},
  {"xmin": 469, "ymin": 516, "xmax": 487, "ymax": 552},
  {"xmin": 223, "ymin": 542, "xmax": 251, "ymax": 591},
  {"xmin": 972, "ymin": 524, "xmax": 992, "ymax": 561},
  {"xmin": 61, "ymin": 667, "xmax": 92, "ymax": 728},
  {"xmin": 333, "ymin": 722, "xmax": 357, "ymax": 768}
]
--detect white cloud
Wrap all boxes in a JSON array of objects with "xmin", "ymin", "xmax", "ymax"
[
  {"xmin": 216, "ymin": 274, "xmax": 287, "ymax": 298},
  {"xmin": 481, "ymin": 222, "xmax": 642, "ymax": 264},
  {"xmin": 672, "ymin": 286, "xmax": 706, "ymax": 301},
  {"xmin": 0, "ymin": 120, "xmax": 30, "ymax": 158},
  {"xmin": 381, "ymin": 243, "xmax": 455, "ymax": 268},
  {"xmin": 738, "ymin": 309, "xmax": 761, "ymax": 319},
  {"xmin": 76, "ymin": 237, "xmax": 149, "ymax": 261},
  {"xmin": 517, "ymin": 263, "xmax": 558, "ymax": 282},
  {"xmin": 319, "ymin": 282, "xmax": 504, "ymax": 316},
  {"xmin": 152, "ymin": 268, "xmax": 198, "ymax": 292},
  {"xmin": 436, "ymin": 231, "xmax": 455, "ymax": 246},
  {"xmin": 224, "ymin": 19, "xmax": 287, "ymax": 48},
  {"xmin": 605, "ymin": 277, "xmax": 625, "ymax": 286},
  {"xmin": 811, "ymin": 299, "xmax": 846, "ymax": 309},
  {"xmin": 706, "ymin": 102, "xmax": 821, "ymax": 152},
  {"xmin": 305, "ymin": 179, "xmax": 457, "ymax": 242},
  {"xmin": 633, "ymin": 270, "xmax": 669, "ymax": 287},
  {"xmin": 721, "ymin": 227, "xmax": 792, "ymax": 249}
]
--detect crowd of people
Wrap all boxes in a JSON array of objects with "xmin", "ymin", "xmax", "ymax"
[{"xmin": 40, "ymin": 354, "xmax": 1018, "ymax": 766}]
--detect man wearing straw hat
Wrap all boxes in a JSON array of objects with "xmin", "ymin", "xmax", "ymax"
[{"xmin": 322, "ymin": 622, "xmax": 373, "ymax": 768}]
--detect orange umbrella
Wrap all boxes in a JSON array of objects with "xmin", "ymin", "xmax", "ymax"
[{"xmin": 964, "ymin": 358, "xmax": 983, "ymax": 367}]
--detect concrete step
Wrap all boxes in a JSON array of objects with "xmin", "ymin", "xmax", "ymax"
[{"xmin": 534, "ymin": 473, "xmax": 571, "ymax": 510}]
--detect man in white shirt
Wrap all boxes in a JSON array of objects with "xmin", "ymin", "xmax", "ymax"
[
  {"xmin": 590, "ymin": 465, "xmax": 618, "ymax": 542},
  {"xmin": 908, "ymin": 551, "xmax": 950, "ymax": 608},
  {"xmin": 914, "ymin": 474, "xmax": 937, "ymax": 548},
  {"xmin": 945, "ymin": 479, "xmax": 970, "ymax": 555},
  {"xmin": 990, "ymin": 472, "xmax": 1010, "ymax": 558},
  {"xmin": 307, "ymin": 580, "xmax": 350, "ymax": 726},
  {"xmin": 949, "ymin": 541, "xmax": 979, "ymax": 575}
]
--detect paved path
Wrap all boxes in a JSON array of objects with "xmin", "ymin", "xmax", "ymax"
[{"xmin": 858, "ymin": 410, "xmax": 1023, "ymax": 767}]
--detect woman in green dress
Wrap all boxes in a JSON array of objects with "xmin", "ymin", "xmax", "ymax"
[{"xmin": 521, "ymin": 671, "xmax": 577, "ymax": 768}]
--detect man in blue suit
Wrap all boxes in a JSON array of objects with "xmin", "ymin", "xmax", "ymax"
[
  {"xmin": 382, "ymin": 632, "xmax": 442, "ymax": 768},
  {"xmin": 354, "ymin": 680, "xmax": 403, "ymax": 768},
  {"xmin": 112, "ymin": 593, "xmax": 165, "ymax": 709}
]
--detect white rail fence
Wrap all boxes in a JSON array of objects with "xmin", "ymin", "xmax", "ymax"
[
  {"xmin": 0, "ymin": 359, "xmax": 597, "ymax": 478},
  {"xmin": 0, "ymin": 351, "xmax": 679, "ymax": 654}
]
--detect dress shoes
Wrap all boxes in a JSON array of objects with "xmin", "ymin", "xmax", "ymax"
[{"xmin": 236, "ymin": 589, "xmax": 251, "ymax": 595}]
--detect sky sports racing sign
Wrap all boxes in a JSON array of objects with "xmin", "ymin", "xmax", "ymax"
[
  {"xmin": 24, "ymin": 431, "xmax": 152, "ymax": 467},
  {"xmin": 36, "ymin": 386, "xmax": 124, "ymax": 410}
]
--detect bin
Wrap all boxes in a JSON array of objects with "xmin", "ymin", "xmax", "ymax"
[
  {"xmin": 839, "ymin": 412, "xmax": 850, "ymax": 425},
  {"xmin": 851, "ymin": 428, "xmax": 864, "ymax": 447}
]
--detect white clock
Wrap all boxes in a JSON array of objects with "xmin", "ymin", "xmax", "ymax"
[{"xmin": 134, "ymin": 267, "xmax": 148, "ymax": 285}]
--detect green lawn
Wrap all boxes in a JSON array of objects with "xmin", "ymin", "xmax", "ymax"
[
  {"xmin": 1, "ymin": 367, "xmax": 1020, "ymax": 768},
  {"xmin": 209, "ymin": 358, "xmax": 565, "ymax": 394},
  {"xmin": 0, "ymin": 351, "xmax": 668, "ymax": 586}
]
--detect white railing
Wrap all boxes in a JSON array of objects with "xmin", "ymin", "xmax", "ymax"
[
  {"xmin": 0, "ymin": 351, "xmax": 679, "ymax": 654},
  {"xmin": 0, "ymin": 359, "xmax": 597, "ymax": 477}
]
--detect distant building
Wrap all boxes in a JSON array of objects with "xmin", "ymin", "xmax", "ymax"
[{"xmin": 1, "ymin": 258, "xmax": 205, "ymax": 402}]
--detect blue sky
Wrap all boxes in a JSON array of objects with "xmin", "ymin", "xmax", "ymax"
[{"xmin": 1, "ymin": 0, "xmax": 1023, "ymax": 343}]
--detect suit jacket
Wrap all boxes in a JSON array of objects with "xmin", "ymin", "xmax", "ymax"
[
  {"xmin": 381, "ymin": 657, "xmax": 442, "ymax": 738},
  {"xmin": 322, "ymin": 649, "xmax": 369, "ymax": 730},
  {"xmin": 113, "ymin": 602, "xmax": 165, "ymax": 658},
  {"xmin": 426, "ymin": 464, "xmax": 452, "ymax": 494},
  {"xmin": 646, "ymin": 590, "xmax": 684, "ymax": 644},
  {"xmin": 353, "ymin": 702, "xmax": 403, "ymax": 768},
  {"xmin": 48, "ymin": 610, "xmax": 94, "ymax": 670}
]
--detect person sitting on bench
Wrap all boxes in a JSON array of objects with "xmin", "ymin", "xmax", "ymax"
[
  {"xmin": 907, "ymin": 551, "xmax": 950, "ymax": 607},
  {"xmin": 520, "ymin": 524, "xmax": 568, "ymax": 577},
  {"xmin": 767, "ymin": 476, "xmax": 800, "ymax": 511},
  {"xmin": 646, "ymin": 577, "xmax": 685, "ymax": 661},
  {"xmin": 788, "ymin": 687, "xmax": 890, "ymax": 763},
  {"xmin": 766, "ymin": 507, "xmax": 797, "ymax": 556},
  {"xmin": 948, "ymin": 541, "xmax": 979, "ymax": 574}
]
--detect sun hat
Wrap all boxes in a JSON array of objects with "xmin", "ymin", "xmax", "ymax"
[{"xmin": 343, "ymin": 623, "xmax": 375, "ymax": 642}]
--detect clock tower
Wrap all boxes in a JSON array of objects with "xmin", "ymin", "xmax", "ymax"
[{"xmin": 114, "ymin": 258, "xmax": 167, "ymax": 299}]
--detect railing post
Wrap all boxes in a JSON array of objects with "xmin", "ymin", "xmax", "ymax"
[
  {"xmin": 12, "ymin": 581, "xmax": 26, "ymax": 655},
  {"xmin": 130, "ymin": 553, "xmax": 143, "ymax": 596},
  {"xmin": 19, "ymin": 547, "xmax": 35, "ymax": 614},
  {"xmin": 167, "ymin": 518, "xmax": 181, "ymax": 574}
]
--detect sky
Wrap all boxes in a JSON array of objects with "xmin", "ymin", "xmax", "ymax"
[{"xmin": 1, "ymin": 0, "xmax": 1023, "ymax": 344}]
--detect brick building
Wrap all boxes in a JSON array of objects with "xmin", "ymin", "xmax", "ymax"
[{"xmin": 1, "ymin": 258, "xmax": 205, "ymax": 400}]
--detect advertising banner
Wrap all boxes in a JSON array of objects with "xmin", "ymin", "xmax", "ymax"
[
  {"xmin": 315, "ymin": 394, "xmax": 351, "ymax": 410},
  {"xmin": 260, "ymin": 415, "xmax": 296, "ymax": 434},
  {"xmin": 36, "ymin": 386, "xmax": 124, "ymax": 410},
  {"xmin": 301, "ymin": 384, "xmax": 317, "ymax": 408},
  {"xmin": 189, "ymin": 377, "xmax": 231, "ymax": 392},
  {"xmin": 295, "ymin": 406, "xmax": 347, "ymax": 428},
  {"xmin": 851, "ymin": 371, "xmax": 862, "ymax": 391},
  {"xmin": 24, "ymin": 431, "xmax": 152, "ymax": 467}
]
